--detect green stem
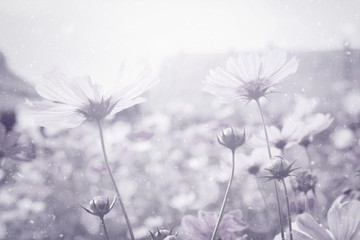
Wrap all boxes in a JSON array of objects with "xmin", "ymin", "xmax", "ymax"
[
  {"xmin": 97, "ymin": 120, "xmax": 135, "ymax": 240},
  {"xmin": 210, "ymin": 150, "xmax": 236, "ymax": 240},
  {"xmin": 255, "ymin": 99, "xmax": 285, "ymax": 240},
  {"xmin": 281, "ymin": 179, "xmax": 293, "ymax": 240},
  {"xmin": 305, "ymin": 146, "xmax": 313, "ymax": 172},
  {"xmin": 101, "ymin": 217, "xmax": 110, "ymax": 240}
]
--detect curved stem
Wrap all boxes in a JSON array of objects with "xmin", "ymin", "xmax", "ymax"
[
  {"xmin": 210, "ymin": 150, "xmax": 236, "ymax": 240},
  {"xmin": 97, "ymin": 120, "xmax": 135, "ymax": 240},
  {"xmin": 255, "ymin": 99, "xmax": 285, "ymax": 240},
  {"xmin": 101, "ymin": 217, "xmax": 110, "ymax": 240},
  {"xmin": 281, "ymin": 179, "xmax": 293, "ymax": 240},
  {"xmin": 304, "ymin": 146, "xmax": 313, "ymax": 172}
]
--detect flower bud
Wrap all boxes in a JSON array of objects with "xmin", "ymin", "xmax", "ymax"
[
  {"xmin": 263, "ymin": 156, "xmax": 298, "ymax": 181},
  {"xmin": 81, "ymin": 195, "xmax": 116, "ymax": 219},
  {"xmin": 217, "ymin": 127, "xmax": 246, "ymax": 151},
  {"xmin": 149, "ymin": 228, "xmax": 178, "ymax": 240}
]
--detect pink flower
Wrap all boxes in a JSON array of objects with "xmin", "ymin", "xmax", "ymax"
[
  {"xmin": 181, "ymin": 210, "xmax": 247, "ymax": 240},
  {"xmin": 203, "ymin": 49, "xmax": 298, "ymax": 102},
  {"xmin": 28, "ymin": 65, "xmax": 158, "ymax": 129}
]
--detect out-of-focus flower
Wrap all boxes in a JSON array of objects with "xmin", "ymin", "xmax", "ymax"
[
  {"xmin": 330, "ymin": 127, "xmax": 354, "ymax": 150},
  {"xmin": 28, "ymin": 65, "xmax": 158, "ymax": 128},
  {"xmin": 81, "ymin": 196, "xmax": 116, "ymax": 219},
  {"xmin": 181, "ymin": 210, "xmax": 247, "ymax": 240},
  {"xmin": 275, "ymin": 200, "xmax": 360, "ymax": 240},
  {"xmin": 203, "ymin": 49, "xmax": 298, "ymax": 102},
  {"xmin": 291, "ymin": 170, "xmax": 317, "ymax": 194},
  {"xmin": 239, "ymin": 148, "xmax": 278, "ymax": 176},
  {"xmin": 263, "ymin": 156, "xmax": 298, "ymax": 181},
  {"xmin": 217, "ymin": 127, "xmax": 246, "ymax": 151},
  {"xmin": 290, "ymin": 96, "xmax": 318, "ymax": 120},
  {"xmin": 299, "ymin": 113, "xmax": 334, "ymax": 147},
  {"xmin": 267, "ymin": 122, "xmax": 303, "ymax": 151},
  {"xmin": 0, "ymin": 123, "xmax": 34, "ymax": 162},
  {"xmin": 149, "ymin": 228, "xmax": 178, "ymax": 240},
  {"xmin": 290, "ymin": 170, "xmax": 318, "ymax": 214}
]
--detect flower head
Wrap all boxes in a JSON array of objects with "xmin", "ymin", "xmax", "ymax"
[
  {"xmin": 267, "ymin": 121, "xmax": 304, "ymax": 151},
  {"xmin": 149, "ymin": 228, "xmax": 178, "ymax": 240},
  {"xmin": 217, "ymin": 127, "xmax": 246, "ymax": 151},
  {"xmin": 81, "ymin": 196, "xmax": 116, "ymax": 219},
  {"xmin": 29, "ymin": 65, "xmax": 158, "ymax": 128},
  {"xmin": 203, "ymin": 49, "xmax": 298, "ymax": 102},
  {"xmin": 181, "ymin": 210, "xmax": 247, "ymax": 240},
  {"xmin": 263, "ymin": 156, "xmax": 298, "ymax": 181},
  {"xmin": 291, "ymin": 170, "xmax": 317, "ymax": 194},
  {"xmin": 299, "ymin": 113, "xmax": 334, "ymax": 147}
]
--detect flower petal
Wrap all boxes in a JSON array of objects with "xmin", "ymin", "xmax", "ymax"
[
  {"xmin": 110, "ymin": 97, "xmax": 146, "ymax": 116},
  {"xmin": 295, "ymin": 213, "xmax": 333, "ymax": 240},
  {"xmin": 180, "ymin": 214, "xmax": 210, "ymax": 239},
  {"xmin": 328, "ymin": 200, "xmax": 360, "ymax": 240},
  {"xmin": 261, "ymin": 49, "xmax": 299, "ymax": 84},
  {"xmin": 36, "ymin": 72, "xmax": 91, "ymax": 106},
  {"xmin": 220, "ymin": 209, "xmax": 247, "ymax": 232},
  {"xmin": 231, "ymin": 53, "xmax": 262, "ymax": 82},
  {"xmin": 29, "ymin": 101, "xmax": 85, "ymax": 129}
]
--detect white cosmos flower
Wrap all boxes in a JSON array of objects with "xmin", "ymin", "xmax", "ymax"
[
  {"xmin": 203, "ymin": 49, "xmax": 299, "ymax": 102},
  {"xmin": 29, "ymin": 65, "xmax": 158, "ymax": 128}
]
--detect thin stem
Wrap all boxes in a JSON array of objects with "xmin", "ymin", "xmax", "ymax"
[
  {"xmin": 304, "ymin": 146, "xmax": 313, "ymax": 172},
  {"xmin": 273, "ymin": 181, "xmax": 285, "ymax": 240},
  {"xmin": 101, "ymin": 217, "xmax": 110, "ymax": 240},
  {"xmin": 97, "ymin": 120, "xmax": 135, "ymax": 240},
  {"xmin": 255, "ymin": 99, "xmax": 285, "ymax": 240},
  {"xmin": 256, "ymin": 177, "xmax": 270, "ymax": 219},
  {"xmin": 256, "ymin": 100, "xmax": 272, "ymax": 159},
  {"xmin": 281, "ymin": 179, "xmax": 293, "ymax": 240},
  {"xmin": 211, "ymin": 150, "xmax": 236, "ymax": 240}
]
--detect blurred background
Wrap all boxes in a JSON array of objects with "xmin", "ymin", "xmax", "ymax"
[{"xmin": 0, "ymin": 0, "xmax": 360, "ymax": 239}]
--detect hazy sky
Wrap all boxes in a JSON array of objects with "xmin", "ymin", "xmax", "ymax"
[{"xmin": 0, "ymin": 0, "xmax": 359, "ymax": 85}]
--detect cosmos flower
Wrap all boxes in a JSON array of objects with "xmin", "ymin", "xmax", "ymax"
[
  {"xmin": 267, "ymin": 121, "xmax": 304, "ymax": 151},
  {"xmin": 28, "ymin": 65, "xmax": 158, "ymax": 128},
  {"xmin": 299, "ymin": 113, "xmax": 334, "ymax": 146},
  {"xmin": 203, "ymin": 49, "xmax": 299, "ymax": 102},
  {"xmin": 274, "ymin": 200, "xmax": 360, "ymax": 240},
  {"xmin": 181, "ymin": 210, "xmax": 247, "ymax": 240}
]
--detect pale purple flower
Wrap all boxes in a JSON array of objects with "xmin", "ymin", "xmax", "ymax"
[
  {"xmin": 181, "ymin": 210, "xmax": 247, "ymax": 240},
  {"xmin": 28, "ymin": 65, "xmax": 158, "ymax": 128},
  {"xmin": 274, "ymin": 200, "xmax": 360, "ymax": 240},
  {"xmin": 203, "ymin": 49, "xmax": 299, "ymax": 102}
]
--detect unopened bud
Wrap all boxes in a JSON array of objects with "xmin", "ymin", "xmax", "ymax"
[
  {"xmin": 217, "ymin": 127, "xmax": 246, "ymax": 151},
  {"xmin": 81, "ymin": 195, "xmax": 116, "ymax": 219}
]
